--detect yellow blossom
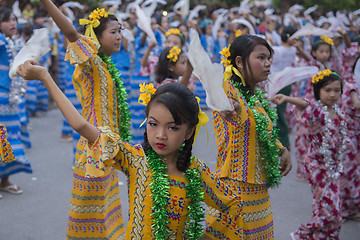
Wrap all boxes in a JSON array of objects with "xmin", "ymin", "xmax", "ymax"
[
  {"xmin": 235, "ymin": 29, "xmax": 242, "ymax": 37},
  {"xmin": 165, "ymin": 28, "xmax": 181, "ymax": 37},
  {"xmin": 167, "ymin": 46, "xmax": 181, "ymax": 62},
  {"xmin": 138, "ymin": 83, "xmax": 156, "ymax": 105}
]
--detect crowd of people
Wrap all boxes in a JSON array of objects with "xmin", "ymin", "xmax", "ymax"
[{"xmin": 1, "ymin": 0, "xmax": 360, "ymax": 239}]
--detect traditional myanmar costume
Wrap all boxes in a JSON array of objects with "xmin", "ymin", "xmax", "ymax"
[
  {"xmin": 65, "ymin": 35, "xmax": 131, "ymax": 239},
  {"xmin": 78, "ymin": 126, "xmax": 243, "ymax": 239},
  {"xmin": 0, "ymin": 124, "xmax": 15, "ymax": 163},
  {"xmin": 205, "ymin": 78, "xmax": 284, "ymax": 240}
]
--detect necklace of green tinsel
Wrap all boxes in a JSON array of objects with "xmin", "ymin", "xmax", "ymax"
[
  {"xmin": 146, "ymin": 148, "xmax": 205, "ymax": 239},
  {"xmin": 98, "ymin": 53, "xmax": 132, "ymax": 142},
  {"xmin": 231, "ymin": 80, "xmax": 281, "ymax": 188}
]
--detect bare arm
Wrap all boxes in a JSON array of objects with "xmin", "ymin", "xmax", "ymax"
[
  {"xmin": 40, "ymin": 0, "xmax": 80, "ymax": 42},
  {"xmin": 272, "ymin": 94, "xmax": 308, "ymax": 110},
  {"xmin": 350, "ymin": 90, "xmax": 360, "ymax": 109},
  {"xmin": 140, "ymin": 41, "xmax": 157, "ymax": 67},
  {"xmin": 179, "ymin": 59, "xmax": 193, "ymax": 87},
  {"xmin": 17, "ymin": 61, "xmax": 98, "ymax": 143}
]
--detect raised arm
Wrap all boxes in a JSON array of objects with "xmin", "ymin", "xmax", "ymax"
[
  {"xmin": 272, "ymin": 94, "xmax": 308, "ymax": 110},
  {"xmin": 17, "ymin": 61, "xmax": 98, "ymax": 142},
  {"xmin": 40, "ymin": 0, "xmax": 80, "ymax": 42}
]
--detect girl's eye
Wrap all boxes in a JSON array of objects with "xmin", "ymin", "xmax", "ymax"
[
  {"xmin": 169, "ymin": 126, "xmax": 179, "ymax": 131},
  {"xmin": 148, "ymin": 122, "xmax": 157, "ymax": 127}
]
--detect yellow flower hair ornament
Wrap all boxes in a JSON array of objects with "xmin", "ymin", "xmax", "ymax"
[
  {"xmin": 138, "ymin": 83, "xmax": 157, "ymax": 105},
  {"xmin": 167, "ymin": 46, "xmax": 182, "ymax": 62},
  {"xmin": 320, "ymin": 36, "xmax": 334, "ymax": 46},
  {"xmin": 311, "ymin": 69, "xmax": 337, "ymax": 84},
  {"xmin": 79, "ymin": 8, "xmax": 109, "ymax": 44},
  {"xmin": 220, "ymin": 46, "xmax": 246, "ymax": 86},
  {"xmin": 194, "ymin": 97, "xmax": 209, "ymax": 145},
  {"xmin": 235, "ymin": 29, "xmax": 242, "ymax": 37},
  {"xmin": 138, "ymin": 83, "xmax": 157, "ymax": 128},
  {"xmin": 165, "ymin": 28, "xmax": 181, "ymax": 37}
]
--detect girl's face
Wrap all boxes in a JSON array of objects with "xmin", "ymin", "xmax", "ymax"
[
  {"xmin": 147, "ymin": 102, "xmax": 193, "ymax": 160},
  {"xmin": 98, "ymin": 20, "xmax": 122, "ymax": 56},
  {"xmin": 170, "ymin": 53, "xmax": 187, "ymax": 78},
  {"xmin": 319, "ymin": 80, "xmax": 342, "ymax": 107},
  {"xmin": 238, "ymin": 45, "xmax": 272, "ymax": 84},
  {"xmin": 161, "ymin": 16, "xmax": 170, "ymax": 29},
  {"xmin": 165, "ymin": 34, "xmax": 182, "ymax": 48},
  {"xmin": 312, "ymin": 44, "xmax": 331, "ymax": 64},
  {"xmin": 178, "ymin": 25, "xmax": 188, "ymax": 40},
  {"xmin": 0, "ymin": 13, "xmax": 17, "ymax": 37}
]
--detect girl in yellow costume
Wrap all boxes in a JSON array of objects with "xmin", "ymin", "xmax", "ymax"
[
  {"xmin": 0, "ymin": 123, "xmax": 15, "ymax": 199},
  {"xmin": 0, "ymin": 124, "xmax": 15, "ymax": 163},
  {"xmin": 18, "ymin": 60, "xmax": 244, "ymax": 239},
  {"xmin": 204, "ymin": 35, "xmax": 292, "ymax": 240},
  {"xmin": 40, "ymin": 0, "xmax": 131, "ymax": 239}
]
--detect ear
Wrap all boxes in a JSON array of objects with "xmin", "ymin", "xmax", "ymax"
[
  {"xmin": 234, "ymin": 56, "xmax": 243, "ymax": 70},
  {"xmin": 168, "ymin": 65, "xmax": 175, "ymax": 72},
  {"xmin": 185, "ymin": 127, "xmax": 195, "ymax": 140}
]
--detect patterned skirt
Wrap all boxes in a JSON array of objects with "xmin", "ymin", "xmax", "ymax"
[
  {"xmin": 67, "ymin": 142, "xmax": 125, "ymax": 240},
  {"xmin": 206, "ymin": 179, "xmax": 273, "ymax": 240},
  {"xmin": 0, "ymin": 88, "xmax": 32, "ymax": 177}
]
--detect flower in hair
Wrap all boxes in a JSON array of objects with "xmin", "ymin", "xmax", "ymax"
[
  {"xmin": 219, "ymin": 46, "xmax": 231, "ymax": 66},
  {"xmin": 89, "ymin": 8, "xmax": 109, "ymax": 20},
  {"xmin": 165, "ymin": 28, "xmax": 181, "ymax": 37},
  {"xmin": 312, "ymin": 69, "xmax": 333, "ymax": 84},
  {"xmin": 320, "ymin": 36, "xmax": 334, "ymax": 46},
  {"xmin": 235, "ymin": 29, "xmax": 242, "ymax": 37},
  {"xmin": 167, "ymin": 46, "xmax": 182, "ymax": 62},
  {"xmin": 138, "ymin": 83, "xmax": 156, "ymax": 105}
]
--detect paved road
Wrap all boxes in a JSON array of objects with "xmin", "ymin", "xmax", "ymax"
[{"xmin": 0, "ymin": 108, "xmax": 359, "ymax": 239}]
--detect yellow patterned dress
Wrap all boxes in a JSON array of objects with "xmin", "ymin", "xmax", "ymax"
[
  {"xmin": 205, "ymin": 79, "xmax": 284, "ymax": 240},
  {"xmin": 78, "ymin": 126, "xmax": 243, "ymax": 239},
  {"xmin": 0, "ymin": 124, "xmax": 15, "ymax": 163},
  {"xmin": 64, "ymin": 36, "xmax": 127, "ymax": 239}
]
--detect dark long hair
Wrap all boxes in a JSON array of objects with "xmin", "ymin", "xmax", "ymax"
[
  {"xmin": 313, "ymin": 72, "xmax": 343, "ymax": 101},
  {"xmin": 93, "ymin": 14, "xmax": 123, "ymax": 38},
  {"xmin": 155, "ymin": 47, "xmax": 182, "ymax": 84},
  {"xmin": 142, "ymin": 83, "xmax": 199, "ymax": 172},
  {"xmin": 229, "ymin": 34, "xmax": 273, "ymax": 90},
  {"xmin": 0, "ymin": 7, "xmax": 15, "ymax": 24}
]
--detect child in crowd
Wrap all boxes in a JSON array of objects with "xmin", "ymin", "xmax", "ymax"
[
  {"xmin": 272, "ymin": 70, "xmax": 356, "ymax": 239},
  {"xmin": 155, "ymin": 46, "xmax": 193, "ymax": 88},
  {"xmin": 17, "ymin": 60, "xmax": 243, "ymax": 239},
  {"xmin": 205, "ymin": 35, "xmax": 291, "ymax": 240},
  {"xmin": 0, "ymin": 7, "xmax": 32, "ymax": 197},
  {"xmin": 40, "ymin": 0, "xmax": 131, "ymax": 238}
]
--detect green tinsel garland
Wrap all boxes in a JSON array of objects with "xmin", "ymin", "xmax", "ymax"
[
  {"xmin": 98, "ymin": 53, "xmax": 132, "ymax": 142},
  {"xmin": 146, "ymin": 148, "xmax": 205, "ymax": 240},
  {"xmin": 232, "ymin": 80, "xmax": 281, "ymax": 188}
]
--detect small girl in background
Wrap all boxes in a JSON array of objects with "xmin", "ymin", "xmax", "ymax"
[
  {"xmin": 17, "ymin": 60, "xmax": 243, "ymax": 239},
  {"xmin": 272, "ymin": 70, "xmax": 351, "ymax": 239},
  {"xmin": 155, "ymin": 46, "xmax": 193, "ymax": 88},
  {"xmin": 0, "ymin": 7, "xmax": 32, "ymax": 196}
]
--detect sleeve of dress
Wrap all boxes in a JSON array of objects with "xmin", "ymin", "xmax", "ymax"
[
  {"xmin": 0, "ymin": 124, "xmax": 15, "ymax": 163},
  {"xmin": 342, "ymin": 42, "xmax": 359, "ymax": 57},
  {"xmin": 77, "ymin": 126, "xmax": 141, "ymax": 178},
  {"xmin": 64, "ymin": 35, "xmax": 99, "ymax": 65},
  {"xmin": 193, "ymin": 158, "xmax": 243, "ymax": 216},
  {"xmin": 299, "ymin": 100, "xmax": 322, "ymax": 127}
]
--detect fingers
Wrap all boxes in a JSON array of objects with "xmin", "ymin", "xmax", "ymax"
[{"xmin": 281, "ymin": 163, "xmax": 292, "ymax": 176}]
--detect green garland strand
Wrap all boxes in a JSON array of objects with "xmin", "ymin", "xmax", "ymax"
[
  {"xmin": 98, "ymin": 53, "xmax": 132, "ymax": 142},
  {"xmin": 146, "ymin": 148, "xmax": 205, "ymax": 239},
  {"xmin": 232, "ymin": 80, "xmax": 281, "ymax": 188}
]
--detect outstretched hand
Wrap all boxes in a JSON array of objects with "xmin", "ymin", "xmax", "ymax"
[
  {"xmin": 279, "ymin": 148, "xmax": 292, "ymax": 176},
  {"xmin": 219, "ymin": 98, "xmax": 241, "ymax": 120},
  {"xmin": 17, "ymin": 60, "xmax": 47, "ymax": 81},
  {"xmin": 271, "ymin": 94, "xmax": 287, "ymax": 105}
]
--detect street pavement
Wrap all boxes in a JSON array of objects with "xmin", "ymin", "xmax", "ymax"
[{"xmin": 0, "ymin": 108, "xmax": 359, "ymax": 239}]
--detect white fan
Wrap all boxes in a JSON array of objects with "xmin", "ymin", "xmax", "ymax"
[
  {"xmin": 187, "ymin": 29, "xmax": 233, "ymax": 112},
  {"xmin": 289, "ymin": 23, "xmax": 334, "ymax": 40},
  {"xmin": 267, "ymin": 66, "xmax": 319, "ymax": 98},
  {"xmin": 10, "ymin": 28, "xmax": 51, "ymax": 78}
]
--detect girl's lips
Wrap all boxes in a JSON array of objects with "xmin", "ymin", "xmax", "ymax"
[{"xmin": 156, "ymin": 143, "xmax": 166, "ymax": 149}]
